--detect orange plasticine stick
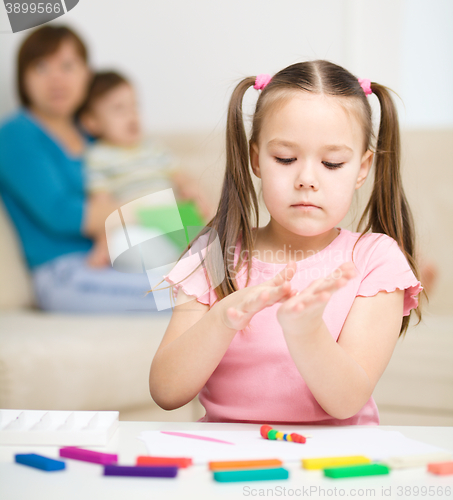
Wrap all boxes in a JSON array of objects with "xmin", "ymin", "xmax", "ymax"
[
  {"xmin": 136, "ymin": 456, "xmax": 193, "ymax": 468},
  {"xmin": 209, "ymin": 459, "xmax": 283, "ymax": 471}
]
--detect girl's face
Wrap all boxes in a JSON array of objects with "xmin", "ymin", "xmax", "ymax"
[
  {"xmin": 24, "ymin": 39, "xmax": 90, "ymax": 118},
  {"xmin": 251, "ymin": 92, "xmax": 373, "ymax": 239}
]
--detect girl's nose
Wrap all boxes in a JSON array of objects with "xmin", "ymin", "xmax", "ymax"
[{"xmin": 295, "ymin": 164, "xmax": 318, "ymax": 189}]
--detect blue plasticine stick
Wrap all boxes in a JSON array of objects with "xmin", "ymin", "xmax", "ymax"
[{"xmin": 15, "ymin": 453, "xmax": 66, "ymax": 471}]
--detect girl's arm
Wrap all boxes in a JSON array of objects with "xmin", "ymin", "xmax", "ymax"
[
  {"xmin": 149, "ymin": 263, "xmax": 297, "ymax": 410},
  {"xmin": 149, "ymin": 287, "xmax": 236, "ymax": 411},
  {"xmin": 277, "ymin": 265, "xmax": 404, "ymax": 420}
]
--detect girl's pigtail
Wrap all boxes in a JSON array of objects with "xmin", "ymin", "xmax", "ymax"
[
  {"xmin": 210, "ymin": 77, "xmax": 260, "ymax": 300},
  {"xmin": 357, "ymin": 83, "xmax": 426, "ymax": 335},
  {"xmin": 145, "ymin": 78, "xmax": 260, "ymax": 307},
  {"xmin": 366, "ymin": 84, "xmax": 409, "ymax": 247}
]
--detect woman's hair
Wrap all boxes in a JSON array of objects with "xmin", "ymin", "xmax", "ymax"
[
  {"xmin": 17, "ymin": 25, "xmax": 88, "ymax": 107},
  {"xmin": 152, "ymin": 60, "xmax": 426, "ymax": 337},
  {"xmin": 77, "ymin": 70, "xmax": 130, "ymax": 116}
]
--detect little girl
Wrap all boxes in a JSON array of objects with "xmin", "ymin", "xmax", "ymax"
[{"xmin": 149, "ymin": 60, "xmax": 425, "ymax": 425}]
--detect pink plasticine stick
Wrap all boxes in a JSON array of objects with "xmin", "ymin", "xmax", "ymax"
[
  {"xmin": 59, "ymin": 446, "xmax": 118, "ymax": 464},
  {"xmin": 160, "ymin": 431, "xmax": 235, "ymax": 445}
]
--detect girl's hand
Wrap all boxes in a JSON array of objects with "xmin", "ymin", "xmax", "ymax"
[
  {"xmin": 220, "ymin": 261, "xmax": 297, "ymax": 332},
  {"xmin": 276, "ymin": 262, "xmax": 358, "ymax": 336}
]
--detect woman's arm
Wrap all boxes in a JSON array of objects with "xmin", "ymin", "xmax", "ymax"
[
  {"xmin": 0, "ymin": 152, "xmax": 85, "ymax": 237},
  {"xmin": 0, "ymin": 124, "xmax": 83, "ymax": 237},
  {"xmin": 0, "ymin": 121, "xmax": 118, "ymax": 240}
]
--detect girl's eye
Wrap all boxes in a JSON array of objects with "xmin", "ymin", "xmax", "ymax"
[
  {"xmin": 322, "ymin": 161, "xmax": 344, "ymax": 169},
  {"xmin": 275, "ymin": 157, "xmax": 296, "ymax": 165}
]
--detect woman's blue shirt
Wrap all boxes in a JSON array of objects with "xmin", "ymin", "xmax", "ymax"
[{"xmin": 0, "ymin": 108, "xmax": 93, "ymax": 269}]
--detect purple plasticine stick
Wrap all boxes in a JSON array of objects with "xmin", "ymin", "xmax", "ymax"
[
  {"xmin": 59, "ymin": 446, "xmax": 118, "ymax": 465},
  {"xmin": 104, "ymin": 465, "xmax": 178, "ymax": 477}
]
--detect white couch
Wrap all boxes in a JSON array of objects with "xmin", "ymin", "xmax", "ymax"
[
  {"xmin": 0, "ymin": 131, "xmax": 227, "ymax": 422},
  {"xmin": 1, "ymin": 130, "xmax": 452, "ymax": 424},
  {"xmin": 0, "ymin": 190, "xmax": 207, "ymax": 421}
]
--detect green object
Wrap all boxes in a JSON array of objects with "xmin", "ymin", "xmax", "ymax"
[
  {"xmin": 136, "ymin": 200, "xmax": 205, "ymax": 252},
  {"xmin": 267, "ymin": 430, "xmax": 278, "ymax": 440},
  {"xmin": 323, "ymin": 463, "xmax": 390, "ymax": 479},
  {"xmin": 213, "ymin": 467, "xmax": 289, "ymax": 483}
]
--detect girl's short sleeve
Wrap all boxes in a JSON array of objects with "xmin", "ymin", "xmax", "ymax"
[
  {"xmin": 356, "ymin": 235, "xmax": 423, "ymax": 316},
  {"xmin": 162, "ymin": 251, "xmax": 215, "ymax": 307}
]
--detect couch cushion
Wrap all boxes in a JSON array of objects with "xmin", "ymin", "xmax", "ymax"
[
  {"xmin": 0, "ymin": 311, "xmax": 172, "ymax": 411},
  {"xmin": 0, "ymin": 199, "xmax": 35, "ymax": 309},
  {"xmin": 373, "ymin": 314, "xmax": 453, "ymax": 424}
]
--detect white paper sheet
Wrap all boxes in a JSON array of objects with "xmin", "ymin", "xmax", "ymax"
[{"xmin": 138, "ymin": 428, "xmax": 452, "ymax": 465}]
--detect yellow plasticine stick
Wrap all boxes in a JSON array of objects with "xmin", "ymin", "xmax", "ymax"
[{"xmin": 302, "ymin": 455, "xmax": 371, "ymax": 470}]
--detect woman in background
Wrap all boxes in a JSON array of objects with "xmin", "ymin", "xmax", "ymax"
[{"xmin": 0, "ymin": 25, "xmax": 167, "ymax": 313}]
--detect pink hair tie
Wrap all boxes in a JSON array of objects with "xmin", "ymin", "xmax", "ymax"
[
  {"xmin": 254, "ymin": 74, "xmax": 272, "ymax": 90},
  {"xmin": 358, "ymin": 78, "xmax": 372, "ymax": 96}
]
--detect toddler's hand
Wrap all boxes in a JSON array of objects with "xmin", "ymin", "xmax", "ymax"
[
  {"xmin": 87, "ymin": 235, "xmax": 111, "ymax": 269},
  {"xmin": 276, "ymin": 262, "xmax": 358, "ymax": 335},
  {"xmin": 220, "ymin": 261, "xmax": 297, "ymax": 332}
]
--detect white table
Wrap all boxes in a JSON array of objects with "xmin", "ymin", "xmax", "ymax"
[{"xmin": 1, "ymin": 422, "xmax": 452, "ymax": 500}]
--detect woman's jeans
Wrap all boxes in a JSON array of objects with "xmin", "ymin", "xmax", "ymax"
[{"xmin": 31, "ymin": 252, "xmax": 172, "ymax": 314}]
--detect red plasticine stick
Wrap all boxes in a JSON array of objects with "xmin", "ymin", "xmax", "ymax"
[
  {"xmin": 427, "ymin": 461, "xmax": 453, "ymax": 475},
  {"xmin": 260, "ymin": 425, "xmax": 306, "ymax": 444}
]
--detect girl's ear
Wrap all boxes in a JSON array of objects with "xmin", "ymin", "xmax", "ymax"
[
  {"xmin": 355, "ymin": 149, "xmax": 374, "ymax": 189},
  {"xmin": 250, "ymin": 142, "xmax": 261, "ymax": 178}
]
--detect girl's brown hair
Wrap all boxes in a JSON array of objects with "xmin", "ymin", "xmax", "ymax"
[
  {"xmin": 17, "ymin": 25, "xmax": 88, "ymax": 107},
  {"xmin": 152, "ymin": 60, "xmax": 426, "ymax": 337}
]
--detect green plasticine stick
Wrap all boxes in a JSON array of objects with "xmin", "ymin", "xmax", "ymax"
[
  {"xmin": 213, "ymin": 467, "xmax": 289, "ymax": 483},
  {"xmin": 324, "ymin": 463, "xmax": 390, "ymax": 479}
]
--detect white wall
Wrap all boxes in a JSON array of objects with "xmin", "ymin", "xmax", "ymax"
[
  {"xmin": 400, "ymin": 0, "xmax": 453, "ymax": 127},
  {"xmin": 0, "ymin": 0, "xmax": 451, "ymax": 131}
]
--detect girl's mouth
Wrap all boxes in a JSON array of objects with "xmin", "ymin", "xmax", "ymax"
[{"xmin": 291, "ymin": 204, "xmax": 320, "ymax": 210}]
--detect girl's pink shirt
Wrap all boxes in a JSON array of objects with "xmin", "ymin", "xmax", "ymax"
[{"xmin": 162, "ymin": 227, "xmax": 423, "ymax": 426}]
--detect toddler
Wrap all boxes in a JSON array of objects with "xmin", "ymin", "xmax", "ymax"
[
  {"xmin": 79, "ymin": 71, "xmax": 211, "ymax": 267},
  {"xmin": 149, "ymin": 61, "xmax": 425, "ymax": 425}
]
